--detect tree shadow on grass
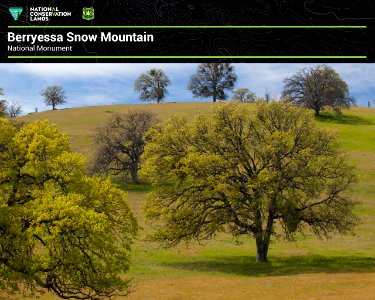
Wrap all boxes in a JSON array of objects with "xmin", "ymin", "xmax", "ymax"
[
  {"xmin": 164, "ymin": 255, "xmax": 375, "ymax": 277},
  {"xmin": 317, "ymin": 112, "xmax": 374, "ymax": 125}
]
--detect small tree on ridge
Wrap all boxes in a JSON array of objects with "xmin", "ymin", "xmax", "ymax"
[
  {"xmin": 231, "ymin": 88, "xmax": 256, "ymax": 103},
  {"xmin": 188, "ymin": 63, "xmax": 237, "ymax": 102},
  {"xmin": 134, "ymin": 69, "xmax": 171, "ymax": 103},
  {"xmin": 41, "ymin": 85, "xmax": 67, "ymax": 110},
  {"xmin": 282, "ymin": 65, "xmax": 355, "ymax": 116}
]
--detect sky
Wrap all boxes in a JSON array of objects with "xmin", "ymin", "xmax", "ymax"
[{"xmin": 0, "ymin": 63, "xmax": 374, "ymax": 114}]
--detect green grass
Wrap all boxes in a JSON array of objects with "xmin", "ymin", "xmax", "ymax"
[
  {"xmin": 19, "ymin": 103, "xmax": 375, "ymax": 299},
  {"xmin": 22, "ymin": 102, "xmax": 217, "ymax": 160}
]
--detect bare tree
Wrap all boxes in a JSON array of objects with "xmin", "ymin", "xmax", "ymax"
[
  {"xmin": 282, "ymin": 65, "xmax": 355, "ymax": 116},
  {"xmin": 8, "ymin": 102, "xmax": 22, "ymax": 118},
  {"xmin": 41, "ymin": 86, "xmax": 67, "ymax": 110},
  {"xmin": 231, "ymin": 88, "xmax": 256, "ymax": 103},
  {"xmin": 188, "ymin": 63, "xmax": 237, "ymax": 102},
  {"xmin": 91, "ymin": 110, "xmax": 158, "ymax": 183},
  {"xmin": 134, "ymin": 69, "xmax": 171, "ymax": 103}
]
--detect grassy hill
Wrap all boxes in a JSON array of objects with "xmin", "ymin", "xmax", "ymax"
[
  {"xmin": 22, "ymin": 102, "xmax": 218, "ymax": 160},
  {"xmin": 21, "ymin": 103, "xmax": 375, "ymax": 299}
]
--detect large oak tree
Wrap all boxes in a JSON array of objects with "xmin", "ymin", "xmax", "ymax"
[
  {"xmin": 0, "ymin": 119, "xmax": 138, "ymax": 299},
  {"xmin": 142, "ymin": 102, "xmax": 357, "ymax": 263}
]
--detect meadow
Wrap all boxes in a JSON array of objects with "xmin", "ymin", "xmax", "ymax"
[{"xmin": 21, "ymin": 103, "xmax": 375, "ymax": 299}]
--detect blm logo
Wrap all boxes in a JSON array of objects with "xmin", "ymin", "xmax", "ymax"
[{"xmin": 9, "ymin": 7, "xmax": 23, "ymax": 20}]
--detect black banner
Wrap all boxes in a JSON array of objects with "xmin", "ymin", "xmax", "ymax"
[{"xmin": 1, "ymin": 0, "xmax": 374, "ymax": 62}]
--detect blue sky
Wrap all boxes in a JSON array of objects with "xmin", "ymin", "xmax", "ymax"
[{"xmin": 0, "ymin": 63, "xmax": 374, "ymax": 114}]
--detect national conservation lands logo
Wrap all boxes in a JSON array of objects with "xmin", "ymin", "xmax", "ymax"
[
  {"xmin": 9, "ymin": 6, "xmax": 72, "ymax": 22},
  {"xmin": 82, "ymin": 7, "xmax": 94, "ymax": 20},
  {"xmin": 9, "ymin": 7, "xmax": 23, "ymax": 20},
  {"xmin": 28, "ymin": 7, "xmax": 72, "ymax": 21}
]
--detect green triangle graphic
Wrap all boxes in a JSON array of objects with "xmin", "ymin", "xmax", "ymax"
[{"xmin": 9, "ymin": 7, "xmax": 23, "ymax": 21}]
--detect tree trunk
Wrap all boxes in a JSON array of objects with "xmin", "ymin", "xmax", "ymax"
[
  {"xmin": 52, "ymin": 103, "xmax": 56, "ymax": 110},
  {"xmin": 256, "ymin": 237, "xmax": 269, "ymax": 263},
  {"xmin": 130, "ymin": 161, "xmax": 139, "ymax": 183},
  {"xmin": 314, "ymin": 107, "xmax": 320, "ymax": 116},
  {"xmin": 212, "ymin": 88, "xmax": 218, "ymax": 102},
  {"xmin": 254, "ymin": 209, "xmax": 273, "ymax": 263},
  {"xmin": 130, "ymin": 168, "xmax": 138, "ymax": 183}
]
